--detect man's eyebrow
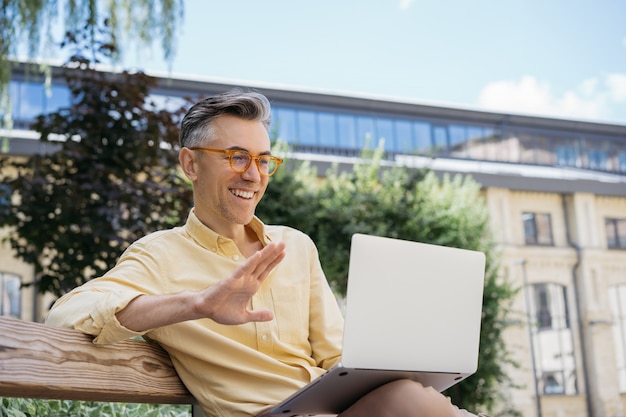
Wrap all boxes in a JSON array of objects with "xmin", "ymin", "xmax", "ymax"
[{"xmin": 225, "ymin": 146, "xmax": 272, "ymax": 155}]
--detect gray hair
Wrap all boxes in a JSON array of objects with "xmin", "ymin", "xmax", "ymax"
[{"xmin": 179, "ymin": 89, "xmax": 272, "ymax": 148}]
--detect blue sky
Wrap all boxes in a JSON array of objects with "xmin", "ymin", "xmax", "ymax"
[{"xmin": 119, "ymin": 0, "xmax": 626, "ymax": 125}]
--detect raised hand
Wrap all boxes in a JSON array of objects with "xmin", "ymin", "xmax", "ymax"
[
  {"xmin": 116, "ymin": 242, "xmax": 286, "ymax": 332},
  {"xmin": 194, "ymin": 241, "xmax": 286, "ymax": 325}
]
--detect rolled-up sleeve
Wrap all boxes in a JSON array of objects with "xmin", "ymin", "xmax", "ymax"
[
  {"xmin": 46, "ymin": 233, "xmax": 169, "ymax": 344},
  {"xmin": 47, "ymin": 287, "xmax": 147, "ymax": 343}
]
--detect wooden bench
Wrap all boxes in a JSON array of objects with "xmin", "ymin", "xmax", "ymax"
[{"xmin": 0, "ymin": 316, "xmax": 204, "ymax": 416}]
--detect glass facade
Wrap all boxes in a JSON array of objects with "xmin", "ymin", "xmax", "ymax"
[
  {"xmin": 4, "ymin": 80, "xmax": 71, "ymax": 129},
  {"xmin": 269, "ymin": 103, "xmax": 626, "ymax": 174},
  {"xmin": 5, "ymin": 77, "xmax": 626, "ymax": 175}
]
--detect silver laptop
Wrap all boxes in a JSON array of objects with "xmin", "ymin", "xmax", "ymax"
[{"xmin": 258, "ymin": 233, "xmax": 486, "ymax": 417}]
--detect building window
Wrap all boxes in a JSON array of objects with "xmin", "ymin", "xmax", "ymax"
[
  {"xmin": 588, "ymin": 149, "xmax": 608, "ymax": 170},
  {"xmin": 356, "ymin": 116, "xmax": 376, "ymax": 149},
  {"xmin": 609, "ymin": 285, "xmax": 626, "ymax": 392},
  {"xmin": 318, "ymin": 112, "xmax": 338, "ymax": 147},
  {"xmin": 0, "ymin": 272, "xmax": 21, "ymax": 318},
  {"xmin": 376, "ymin": 118, "xmax": 395, "ymax": 152},
  {"xmin": 337, "ymin": 114, "xmax": 358, "ymax": 149},
  {"xmin": 618, "ymin": 151, "xmax": 626, "ymax": 173},
  {"xmin": 466, "ymin": 126, "xmax": 487, "ymax": 160},
  {"xmin": 533, "ymin": 284, "xmax": 570, "ymax": 331},
  {"xmin": 606, "ymin": 218, "xmax": 626, "ymax": 249},
  {"xmin": 535, "ymin": 284, "xmax": 553, "ymax": 329},
  {"xmin": 534, "ymin": 135, "xmax": 554, "ymax": 165},
  {"xmin": 432, "ymin": 125, "xmax": 448, "ymax": 154},
  {"xmin": 523, "ymin": 213, "xmax": 554, "ymax": 245},
  {"xmin": 555, "ymin": 144, "xmax": 579, "ymax": 168},
  {"xmin": 394, "ymin": 120, "xmax": 413, "ymax": 154},
  {"xmin": 448, "ymin": 125, "xmax": 468, "ymax": 158},
  {"xmin": 0, "ymin": 184, "xmax": 10, "ymax": 216},
  {"xmin": 273, "ymin": 108, "xmax": 297, "ymax": 144},
  {"xmin": 413, "ymin": 121, "xmax": 432, "ymax": 154},
  {"xmin": 297, "ymin": 110, "xmax": 318, "ymax": 146},
  {"xmin": 528, "ymin": 283, "xmax": 577, "ymax": 395},
  {"xmin": 8, "ymin": 80, "xmax": 71, "ymax": 127}
]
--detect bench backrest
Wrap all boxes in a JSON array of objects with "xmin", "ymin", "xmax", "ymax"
[{"xmin": 0, "ymin": 316, "xmax": 196, "ymax": 405}]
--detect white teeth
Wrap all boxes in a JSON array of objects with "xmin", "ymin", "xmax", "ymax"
[{"xmin": 231, "ymin": 189, "xmax": 254, "ymax": 199}]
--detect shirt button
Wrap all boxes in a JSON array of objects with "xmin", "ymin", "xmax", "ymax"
[
  {"xmin": 211, "ymin": 247, "xmax": 217, "ymax": 252},
  {"xmin": 262, "ymin": 335, "xmax": 268, "ymax": 341},
  {"xmin": 233, "ymin": 255, "xmax": 239, "ymax": 261}
]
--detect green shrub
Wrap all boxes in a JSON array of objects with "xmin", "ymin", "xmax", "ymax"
[{"xmin": 0, "ymin": 398, "xmax": 191, "ymax": 417}]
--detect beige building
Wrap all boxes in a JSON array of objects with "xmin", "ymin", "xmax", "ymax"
[
  {"xmin": 489, "ymin": 188, "xmax": 626, "ymax": 417},
  {"xmin": 2, "ymin": 63, "xmax": 626, "ymax": 416}
]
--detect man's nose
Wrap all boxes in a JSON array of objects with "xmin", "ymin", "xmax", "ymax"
[{"xmin": 241, "ymin": 159, "xmax": 262, "ymax": 181}]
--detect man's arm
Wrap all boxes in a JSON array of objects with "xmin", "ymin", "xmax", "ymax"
[{"xmin": 115, "ymin": 241, "xmax": 286, "ymax": 332}]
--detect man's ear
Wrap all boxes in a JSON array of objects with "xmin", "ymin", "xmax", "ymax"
[{"xmin": 179, "ymin": 148, "xmax": 198, "ymax": 181}]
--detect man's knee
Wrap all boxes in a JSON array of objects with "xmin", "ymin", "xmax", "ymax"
[
  {"xmin": 341, "ymin": 379, "xmax": 458, "ymax": 417},
  {"xmin": 381, "ymin": 380, "xmax": 452, "ymax": 409}
]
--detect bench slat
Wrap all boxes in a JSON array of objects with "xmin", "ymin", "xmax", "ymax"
[{"xmin": 0, "ymin": 317, "xmax": 196, "ymax": 404}]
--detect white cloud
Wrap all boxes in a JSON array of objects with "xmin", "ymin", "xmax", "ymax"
[
  {"xmin": 476, "ymin": 74, "xmax": 626, "ymax": 123},
  {"xmin": 579, "ymin": 77, "xmax": 598, "ymax": 96},
  {"xmin": 606, "ymin": 73, "xmax": 626, "ymax": 102},
  {"xmin": 398, "ymin": 0, "xmax": 414, "ymax": 10}
]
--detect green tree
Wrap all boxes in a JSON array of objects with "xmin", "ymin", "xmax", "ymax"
[
  {"xmin": 256, "ymin": 150, "xmax": 319, "ymax": 234},
  {"xmin": 0, "ymin": 24, "xmax": 192, "ymax": 297},
  {"xmin": 258, "ymin": 147, "xmax": 517, "ymax": 414},
  {"xmin": 1, "ymin": 0, "xmax": 184, "ymax": 126}
]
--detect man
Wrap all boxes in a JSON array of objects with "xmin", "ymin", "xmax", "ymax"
[{"xmin": 47, "ymin": 90, "xmax": 488, "ymax": 417}]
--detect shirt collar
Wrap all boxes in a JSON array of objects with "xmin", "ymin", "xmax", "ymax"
[{"xmin": 184, "ymin": 209, "xmax": 272, "ymax": 252}]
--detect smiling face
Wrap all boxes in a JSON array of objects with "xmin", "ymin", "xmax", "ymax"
[{"xmin": 179, "ymin": 114, "xmax": 271, "ymax": 237}]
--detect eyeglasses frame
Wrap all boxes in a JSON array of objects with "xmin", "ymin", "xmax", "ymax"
[{"xmin": 187, "ymin": 147, "xmax": 284, "ymax": 177}]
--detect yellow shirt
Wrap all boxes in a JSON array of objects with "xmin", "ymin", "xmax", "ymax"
[{"xmin": 46, "ymin": 210, "xmax": 344, "ymax": 417}]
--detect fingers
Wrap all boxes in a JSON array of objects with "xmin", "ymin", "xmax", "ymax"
[
  {"xmin": 202, "ymin": 242, "xmax": 285, "ymax": 325},
  {"xmin": 236, "ymin": 241, "xmax": 286, "ymax": 282},
  {"xmin": 246, "ymin": 308, "xmax": 274, "ymax": 322},
  {"xmin": 255, "ymin": 242, "xmax": 287, "ymax": 281}
]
